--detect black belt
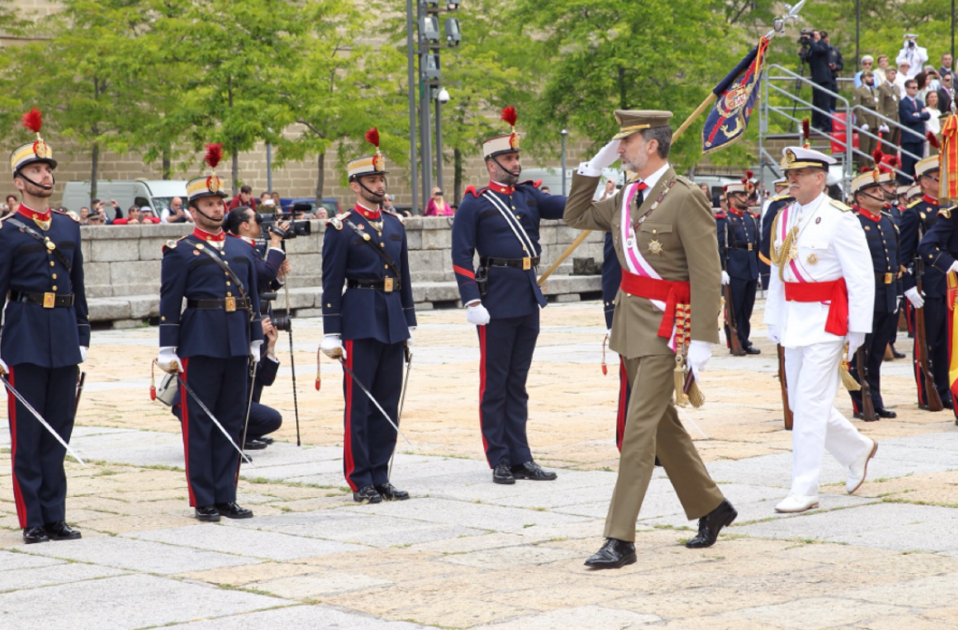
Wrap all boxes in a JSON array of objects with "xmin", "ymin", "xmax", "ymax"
[
  {"xmin": 186, "ymin": 297, "xmax": 250, "ymax": 312},
  {"xmin": 10, "ymin": 290, "xmax": 75, "ymax": 308},
  {"xmin": 730, "ymin": 244, "xmax": 754, "ymax": 251},
  {"xmin": 347, "ymin": 278, "xmax": 401, "ymax": 292},
  {"xmin": 875, "ymin": 271, "xmax": 895, "ymax": 285},
  {"xmin": 480, "ymin": 256, "xmax": 540, "ymax": 270}
]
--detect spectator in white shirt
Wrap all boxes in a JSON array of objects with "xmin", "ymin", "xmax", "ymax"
[{"xmin": 896, "ymin": 35, "xmax": 927, "ymax": 79}]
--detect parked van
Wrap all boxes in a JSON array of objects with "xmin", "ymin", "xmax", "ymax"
[{"xmin": 61, "ymin": 180, "xmax": 189, "ymax": 220}]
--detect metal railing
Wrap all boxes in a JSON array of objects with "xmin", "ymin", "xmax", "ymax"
[{"xmin": 759, "ymin": 64, "xmax": 918, "ymax": 187}]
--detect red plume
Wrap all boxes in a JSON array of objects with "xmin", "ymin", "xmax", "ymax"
[
  {"xmin": 927, "ymin": 131, "xmax": 940, "ymax": 150},
  {"xmin": 22, "ymin": 107, "xmax": 42, "ymax": 134},
  {"xmin": 745, "ymin": 169, "xmax": 754, "ymax": 180},
  {"xmin": 861, "ymin": 166, "xmax": 873, "ymax": 173},
  {"xmin": 801, "ymin": 119, "xmax": 810, "ymax": 141},
  {"xmin": 887, "ymin": 156, "xmax": 899, "ymax": 167},
  {"xmin": 365, "ymin": 127, "xmax": 380, "ymax": 149},
  {"xmin": 872, "ymin": 149, "xmax": 884, "ymax": 164},
  {"xmin": 204, "ymin": 143, "xmax": 223, "ymax": 169},
  {"xmin": 501, "ymin": 106, "xmax": 517, "ymax": 127}
]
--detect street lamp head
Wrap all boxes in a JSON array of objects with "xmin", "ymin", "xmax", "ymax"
[
  {"xmin": 560, "ymin": 129, "xmax": 569, "ymax": 136},
  {"xmin": 446, "ymin": 0, "xmax": 460, "ymax": 9},
  {"xmin": 436, "ymin": 88, "xmax": 451, "ymax": 104}
]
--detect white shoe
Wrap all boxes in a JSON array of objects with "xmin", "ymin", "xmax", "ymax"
[
  {"xmin": 775, "ymin": 495, "xmax": 820, "ymax": 513},
  {"xmin": 847, "ymin": 438, "xmax": 878, "ymax": 494}
]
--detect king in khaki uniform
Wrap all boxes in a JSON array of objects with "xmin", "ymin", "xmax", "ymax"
[
  {"xmin": 564, "ymin": 110, "xmax": 737, "ymax": 569},
  {"xmin": 0, "ymin": 108, "xmax": 89, "ymax": 544},
  {"xmin": 765, "ymin": 147, "xmax": 878, "ymax": 514}
]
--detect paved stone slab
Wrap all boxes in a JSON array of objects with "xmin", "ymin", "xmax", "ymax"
[
  {"xmin": 0, "ymin": 562, "xmax": 127, "ymax": 593},
  {"xmin": 730, "ymin": 596, "xmax": 909, "ymax": 629},
  {"xmin": 13, "ymin": 535, "xmax": 256, "ymax": 574},
  {"xmin": 839, "ymin": 574, "xmax": 958, "ymax": 609},
  {"xmin": 0, "ymin": 551, "xmax": 63, "ymax": 572},
  {"xmin": 128, "ymin": 525, "xmax": 366, "ymax": 560},
  {"xmin": 164, "ymin": 604, "xmax": 430, "ymax": 629},
  {"xmin": 474, "ymin": 605, "xmax": 660, "ymax": 629},
  {"xmin": 0, "ymin": 573, "xmax": 286, "ymax": 630},
  {"xmin": 251, "ymin": 571, "xmax": 392, "ymax": 599}
]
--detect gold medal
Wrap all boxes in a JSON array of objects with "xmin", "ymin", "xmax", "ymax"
[
  {"xmin": 806, "ymin": 253, "xmax": 818, "ymax": 265},
  {"xmin": 648, "ymin": 239, "xmax": 663, "ymax": 255}
]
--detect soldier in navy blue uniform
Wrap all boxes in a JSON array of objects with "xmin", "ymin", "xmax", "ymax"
[
  {"xmin": 758, "ymin": 178, "xmax": 789, "ymax": 290},
  {"xmin": 718, "ymin": 177, "xmax": 761, "ymax": 354},
  {"xmin": 873, "ymin": 155, "xmax": 908, "ymax": 361},
  {"xmin": 156, "ymin": 144, "xmax": 263, "ymax": 522},
  {"xmin": 0, "ymin": 109, "xmax": 88, "ymax": 544},
  {"xmin": 320, "ymin": 128, "xmax": 415, "ymax": 504},
  {"xmin": 846, "ymin": 171, "xmax": 901, "ymax": 418},
  {"xmin": 451, "ymin": 107, "xmax": 566, "ymax": 485},
  {"xmin": 900, "ymin": 155, "xmax": 952, "ymax": 409}
]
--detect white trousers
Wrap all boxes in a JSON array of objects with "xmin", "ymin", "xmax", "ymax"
[{"xmin": 785, "ymin": 341, "xmax": 872, "ymax": 496}]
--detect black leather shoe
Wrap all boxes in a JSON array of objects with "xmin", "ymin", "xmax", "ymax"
[
  {"xmin": 375, "ymin": 482, "xmax": 409, "ymax": 501},
  {"xmin": 745, "ymin": 346, "xmax": 761, "ymax": 355},
  {"xmin": 353, "ymin": 485, "xmax": 383, "ymax": 503},
  {"xmin": 686, "ymin": 499, "xmax": 737, "ymax": 548},
  {"xmin": 876, "ymin": 408, "xmax": 897, "ymax": 419},
  {"xmin": 44, "ymin": 521, "xmax": 81, "ymax": 541},
  {"xmin": 493, "ymin": 463, "xmax": 515, "ymax": 485},
  {"xmin": 853, "ymin": 412, "xmax": 864, "ymax": 420},
  {"xmin": 511, "ymin": 461, "xmax": 557, "ymax": 481},
  {"xmin": 22, "ymin": 526, "xmax": 50, "ymax": 544},
  {"xmin": 584, "ymin": 538, "xmax": 636, "ymax": 569},
  {"xmin": 892, "ymin": 347, "xmax": 906, "ymax": 359},
  {"xmin": 215, "ymin": 502, "xmax": 253, "ymax": 519},
  {"xmin": 243, "ymin": 438, "xmax": 268, "ymax": 450},
  {"xmin": 944, "ymin": 397, "xmax": 954, "ymax": 410},
  {"xmin": 260, "ymin": 437, "xmax": 274, "ymax": 445},
  {"xmin": 195, "ymin": 505, "xmax": 220, "ymax": 522}
]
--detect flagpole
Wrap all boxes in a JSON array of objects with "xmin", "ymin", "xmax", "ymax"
[{"xmin": 537, "ymin": 93, "xmax": 716, "ymax": 287}]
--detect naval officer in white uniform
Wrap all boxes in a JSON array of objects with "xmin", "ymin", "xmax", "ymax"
[{"xmin": 764, "ymin": 146, "xmax": 879, "ymax": 514}]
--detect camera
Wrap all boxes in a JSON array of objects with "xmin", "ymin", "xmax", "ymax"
[
  {"xmin": 259, "ymin": 292, "xmax": 293, "ymax": 332},
  {"xmin": 261, "ymin": 212, "xmax": 312, "ymax": 240},
  {"xmin": 798, "ymin": 29, "xmax": 813, "ymax": 44}
]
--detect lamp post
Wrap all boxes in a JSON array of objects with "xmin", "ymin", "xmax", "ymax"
[
  {"xmin": 560, "ymin": 129, "xmax": 568, "ymax": 195},
  {"xmin": 435, "ymin": 87, "xmax": 450, "ymax": 192},
  {"xmin": 406, "ymin": 0, "xmax": 419, "ymax": 213}
]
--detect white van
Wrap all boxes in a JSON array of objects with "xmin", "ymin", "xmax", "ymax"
[{"xmin": 61, "ymin": 180, "xmax": 189, "ymax": 220}]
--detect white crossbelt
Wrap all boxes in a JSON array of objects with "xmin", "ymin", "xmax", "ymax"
[{"xmin": 482, "ymin": 191, "xmax": 537, "ymax": 255}]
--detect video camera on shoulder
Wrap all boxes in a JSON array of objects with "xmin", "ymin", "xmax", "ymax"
[
  {"xmin": 798, "ymin": 29, "xmax": 814, "ymax": 44},
  {"xmin": 261, "ymin": 203, "xmax": 312, "ymax": 240}
]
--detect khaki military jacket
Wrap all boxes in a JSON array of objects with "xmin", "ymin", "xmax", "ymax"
[
  {"xmin": 878, "ymin": 83, "xmax": 900, "ymax": 122},
  {"xmin": 564, "ymin": 167, "xmax": 721, "ymax": 358},
  {"xmin": 853, "ymin": 85, "xmax": 880, "ymax": 129}
]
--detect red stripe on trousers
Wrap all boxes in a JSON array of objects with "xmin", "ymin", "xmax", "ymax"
[
  {"xmin": 343, "ymin": 340, "xmax": 357, "ymax": 491},
  {"xmin": 179, "ymin": 357, "xmax": 197, "ymax": 507},
  {"xmin": 949, "ymin": 302, "xmax": 958, "ymax": 420},
  {"xmin": 478, "ymin": 325, "xmax": 491, "ymax": 467},
  {"xmin": 7, "ymin": 367, "xmax": 27, "ymax": 528},
  {"xmin": 616, "ymin": 357, "xmax": 628, "ymax": 452}
]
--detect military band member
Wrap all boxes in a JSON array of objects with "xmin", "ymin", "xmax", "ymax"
[
  {"xmin": 320, "ymin": 129, "xmax": 415, "ymax": 503},
  {"xmin": 565, "ymin": 110, "xmax": 736, "ymax": 569},
  {"xmin": 759, "ymin": 178, "xmax": 790, "ymax": 290},
  {"xmin": 0, "ymin": 109, "xmax": 88, "ymax": 544},
  {"xmin": 156, "ymin": 144, "xmax": 263, "ymax": 522},
  {"xmin": 900, "ymin": 155, "xmax": 952, "ymax": 409},
  {"xmin": 451, "ymin": 108, "xmax": 564, "ymax": 485},
  {"xmin": 853, "ymin": 71, "xmax": 882, "ymax": 169},
  {"xmin": 765, "ymin": 147, "xmax": 877, "ymax": 514},
  {"xmin": 719, "ymin": 176, "xmax": 761, "ymax": 354},
  {"xmin": 846, "ymin": 170, "xmax": 901, "ymax": 418}
]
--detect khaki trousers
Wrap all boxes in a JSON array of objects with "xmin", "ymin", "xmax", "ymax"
[{"xmin": 604, "ymin": 353, "xmax": 725, "ymax": 542}]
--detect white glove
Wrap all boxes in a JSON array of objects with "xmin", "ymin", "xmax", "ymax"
[
  {"xmin": 607, "ymin": 328, "xmax": 612, "ymax": 337},
  {"xmin": 879, "ymin": 124, "xmax": 890, "ymax": 133},
  {"xmin": 466, "ymin": 302, "xmax": 491, "ymax": 326},
  {"xmin": 249, "ymin": 340, "xmax": 262, "ymax": 364},
  {"xmin": 79, "ymin": 346, "xmax": 88, "ymax": 363},
  {"xmin": 157, "ymin": 347, "xmax": 182, "ymax": 373},
  {"xmin": 687, "ymin": 340, "xmax": 713, "ymax": 381},
  {"xmin": 406, "ymin": 330, "xmax": 414, "ymax": 347},
  {"xmin": 578, "ymin": 139, "xmax": 621, "ymax": 177},
  {"xmin": 904, "ymin": 287, "xmax": 925, "ymax": 308},
  {"xmin": 767, "ymin": 325, "xmax": 782, "ymax": 344},
  {"xmin": 0, "ymin": 357, "xmax": 7, "ymax": 376},
  {"xmin": 948, "ymin": 261, "xmax": 958, "ymax": 275},
  {"xmin": 846, "ymin": 332, "xmax": 866, "ymax": 356},
  {"xmin": 860, "ymin": 124, "xmax": 869, "ymax": 133},
  {"xmin": 721, "ymin": 270, "xmax": 730, "ymax": 286},
  {"xmin": 321, "ymin": 335, "xmax": 346, "ymax": 360}
]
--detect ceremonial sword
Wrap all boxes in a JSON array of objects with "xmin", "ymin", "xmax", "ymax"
[
  {"xmin": 1, "ymin": 376, "xmax": 87, "ymax": 467},
  {"xmin": 339, "ymin": 358, "xmax": 412, "ymax": 446},
  {"xmin": 177, "ymin": 376, "xmax": 254, "ymax": 465},
  {"xmin": 389, "ymin": 346, "xmax": 414, "ymax": 478},
  {"xmin": 238, "ymin": 357, "xmax": 259, "ymax": 466}
]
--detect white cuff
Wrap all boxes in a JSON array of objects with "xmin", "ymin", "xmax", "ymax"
[{"xmin": 576, "ymin": 162, "xmax": 602, "ymax": 178}]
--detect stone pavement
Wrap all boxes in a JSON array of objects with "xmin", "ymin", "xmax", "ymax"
[{"xmin": 1, "ymin": 300, "xmax": 958, "ymax": 629}]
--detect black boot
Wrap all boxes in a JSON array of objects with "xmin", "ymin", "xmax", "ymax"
[
  {"xmin": 510, "ymin": 461, "xmax": 557, "ymax": 481},
  {"xmin": 375, "ymin": 482, "xmax": 409, "ymax": 501},
  {"xmin": 44, "ymin": 521, "xmax": 81, "ymax": 541},
  {"xmin": 685, "ymin": 499, "xmax": 737, "ymax": 548},
  {"xmin": 584, "ymin": 538, "xmax": 636, "ymax": 569},
  {"xmin": 214, "ymin": 502, "xmax": 253, "ymax": 519},
  {"xmin": 493, "ymin": 463, "xmax": 515, "ymax": 485},
  {"xmin": 195, "ymin": 505, "xmax": 220, "ymax": 522},
  {"xmin": 353, "ymin": 485, "xmax": 383, "ymax": 503},
  {"xmin": 22, "ymin": 526, "xmax": 50, "ymax": 544}
]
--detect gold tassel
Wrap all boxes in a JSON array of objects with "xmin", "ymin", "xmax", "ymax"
[
  {"xmin": 687, "ymin": 379, "xmax": 706, "ymax": 408},
  {"xmin": 840, "ymin": 344, "xmax": 861, "ymax": 391},
  {"xmin": 674, "ymin": 354, "xmax": 689, "ymax": 407}
]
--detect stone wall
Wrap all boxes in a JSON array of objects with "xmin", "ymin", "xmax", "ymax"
[{"xmin": 80, "ymin": 218, "xmax": 605, "ymax": 326}]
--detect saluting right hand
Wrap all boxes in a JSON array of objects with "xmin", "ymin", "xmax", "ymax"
[
  {"xmin": 584, "ymin": 139, "xmax": 622, "ymax": 175},
  {"xmin": 157, "ymin": 347, "xmax": 182, "ymax": 373},
  {"xmin": 321, "ymin": 335, "xmax": 346, "ymax": 360}
]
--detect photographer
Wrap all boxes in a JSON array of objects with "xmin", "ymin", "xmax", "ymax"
[
  {"xmin": 799, "ymin": 29, "xmax": 833, "ymax": 132},
  {"xmin": 224, "ymin": 207, "xmax": 291, "ymax": 295},
  {"xmin": 244, "ymin": 317, "xmax": 284, "ymax": 449},
  {"xmin": 896, "ymin": 34, "xmax": 927, "ymax": 80}
]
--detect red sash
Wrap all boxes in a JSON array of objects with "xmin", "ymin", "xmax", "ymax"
[
  {"xmin": 620, "ymin": 269, "xmax": 691, "ymax": 338},
  {"xmin": 784, "ymin": 279, "xmax": 849, "ymax": 336}
]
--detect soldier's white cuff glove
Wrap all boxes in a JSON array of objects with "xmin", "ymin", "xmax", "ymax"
[
  {"xmin": 157, "ymin": 347, "xmax": 182, "ymax": 373},
  {"xmin": 905, "ymin": 287, "xmax": 925, "ymax": 308},
  {"xmin": 860, "ymin": 124, "xmax": 869, "ymax": 133},
  {"xmin": 321, "ymin": 335, "xmax": 346, "ymax": 360},
  {"xmin": 578, "ymin": 139, "xmax": 621, "ymax": 177},
  {"xmin": 687, "ymin": 340, "xmax": 712, "ymax": 380},
  {"xmin": 79, "ymin": 346, "xmax": 88, "ymax": 363},
  {"xmin": 948, "ymin": 261, "xmax": 958, "ymax": 275},
  {"xmin": 721, "ymin": 270, "xmax": 730, "ymax": 286},
  {"xmin": 607, "ymin": 328, "xmax": 612, "ymax": 337},
  {"xmin": 879, "ymin": 124, "xmax": 890, "ymax": 133},
  {"xmin": 250, "ymin": 340, "xmax": 262, "ymax": 364},
  {"xmin": 406, "ymin": 330, "xmax": 414, "ymax": 347},
  {"xmin": 0, "ymin": 357, "xmax": 7, "ymax": 376},
  {"xmin": 466, "ymin": 303, "xmax": 491, "ymax": 326},
  {"xmin": 846, "ymin": 332, "xmax": 866, "ymax": 356},
  {"xmin": 767, "ymin": 325, "xmax": 782, "ymax": 344}
]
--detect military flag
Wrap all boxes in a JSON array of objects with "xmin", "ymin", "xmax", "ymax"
[{"xmin": 703, "ymin": 37, "xmax": 770, "ymax": 154}]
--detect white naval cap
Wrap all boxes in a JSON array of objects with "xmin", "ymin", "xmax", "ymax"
[{"xmin": 780, "ymin": 146, "xmax": 837, "ymax": 171}]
